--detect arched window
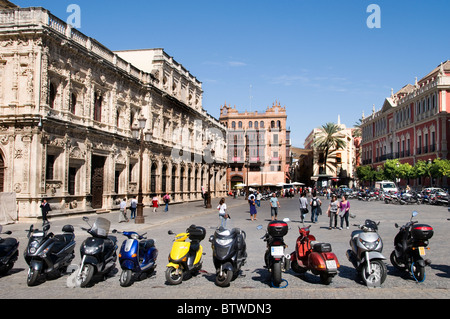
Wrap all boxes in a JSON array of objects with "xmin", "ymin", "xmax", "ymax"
[
  {"xmin": 94, "ymin": 92, "xmax": 102, "ymax": 122},
  {"xmin": 49, "ymin": 83, "xmax": 56, "ymax": 109},
  {"xmin": 161, "ymin": 165, "xmax": 167, "ymax": 193},
  {"xmin": 150, "ymin": 163, "xmax": 157, "ymax": 193}
]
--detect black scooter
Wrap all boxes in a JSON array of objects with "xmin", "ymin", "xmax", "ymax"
[
  {"xmin": 0, "ymin": 225, "xmax": 19, "ymax": 276},
  {"xmin": 390, "ymin": 211, "xmax": 433, "ymax": 282},
  {"xmin": 259, "ymin": 219, "xmax": 290, "ymax": 287},
  {"xmin": 209, "ymin": 227, "xmax": 247, "ymax": 287},
  {"xmin": 24, "ymin": 222, "xmax": 75, "ymax": 286},
  {"xmin": 74, "ymin": 217, "xmax": 117, "ymax": 288}
]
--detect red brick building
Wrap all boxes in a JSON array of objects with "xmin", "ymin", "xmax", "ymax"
[{"xmin": 360, "ymin": 61, "xmax": 450, "ymax": 187}]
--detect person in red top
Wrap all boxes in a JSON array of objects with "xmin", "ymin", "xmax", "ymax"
[{"xmin": 152, "ymin": 195, "xmax": 159, "ymax": 213}]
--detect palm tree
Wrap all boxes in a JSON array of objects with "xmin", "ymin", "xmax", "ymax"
[{"xmin": 314, "ymin": 122, "xmax": 347, "ymax": 174}]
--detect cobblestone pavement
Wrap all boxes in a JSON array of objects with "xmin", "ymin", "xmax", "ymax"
[{"xmin": 1, "ymin": 195, "xmax": 449, "ymax": 300}]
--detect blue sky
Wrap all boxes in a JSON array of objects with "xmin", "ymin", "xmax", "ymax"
[{"xmin": 13, "ymin": 0, "xmax": 450, "ymax": 147}]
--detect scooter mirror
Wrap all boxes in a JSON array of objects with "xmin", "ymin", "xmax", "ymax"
[
  {"xmin": 394, "ymin": 223, "xmax": 399, "ymax": 228},
  {"xmin": 168, "ymin": 230, "xmax": 174, "ymax": 235},
  {"xmin": 4, "ymin": 231, "xmax": 12, "ymax": 235},
  {"xmin": 412, "ymin": 211, "xmax": 418, "ymax": 218},
  {"xmin": 256, "ymin": 225, "xmax": 263, "ymax": 230},
  {"xmin": 82, "ymin": 216, "xmax": 89, "ymax": 222},
  {"xmin": 112, "ymin": 229, "xmax": 117, "ymax": 233}
]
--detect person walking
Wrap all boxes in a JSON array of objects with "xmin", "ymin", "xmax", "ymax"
[
  {"xmin": 217, "ymin": 197, "xmax": 228, "ymax": 228},
  {"xmin": 338, "ymin": 195, "xmax": 350, "ymax": 229},
  {"xmin": 119, "ymin": 198, "xmax": 129, "ymax": 223},
  {"xmin": 269, "ymin": 193, "xmax": 280, "ymax": 221},
  {"xmin": 299, "ymin": 191, "xmax": 308, "ymax": 223},
  {"xmin": 40, "ymin": 199, "xmax": 51, "ymax": 223},
  {"xmin": 327, "ymin": 194, "xmax": 339, "ymax": 229},
  {"xmin": 152, "ymin": 195, "xmax": 159, "ymax": 213},
  {"xmin": 309, "ymin": 190, "xmax": 322, "ymax": 223},
  {"xmin": 129, "ymin": 196, "xmax": 138, "ymax": 219},
  {"xmin": 248, "ymin": 194, "xmax": 257, "ymax": 221},
  {"xmin": 256, "ymin": 191, "xmax": 262, "ymax": 207},
  {"xmin": 163, "ymin": 193, "xmax": 171, "ymax": 212}
]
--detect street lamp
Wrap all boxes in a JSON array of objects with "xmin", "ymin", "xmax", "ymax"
[
  {"xmin": 131, "ymin": 114, "xmax": 151, "ymax": 224},
  {"xmin": 206, "ymin": 147, "xmax": 215, "ymax": 209}
]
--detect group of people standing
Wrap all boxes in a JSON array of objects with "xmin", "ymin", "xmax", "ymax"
[{"xmin": 298, "ymin": 191, "xmax": 351, "ymax": 230}]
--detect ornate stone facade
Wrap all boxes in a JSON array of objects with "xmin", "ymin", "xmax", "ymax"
[{"xmin": 0, "ymin": 6, "xmax": 226, "ymax": 219}]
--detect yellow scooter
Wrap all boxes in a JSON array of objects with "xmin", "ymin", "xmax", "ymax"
[{"xmin": 165, "ymin": 224, "xmax": 206, "ymax": 285}]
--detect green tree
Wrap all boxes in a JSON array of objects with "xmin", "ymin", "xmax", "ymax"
[{"xmin": 314, "ymin": 123, "xmax": 347, "ymax": 174}]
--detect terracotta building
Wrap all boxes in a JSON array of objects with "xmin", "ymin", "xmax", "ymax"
[
  {"xmin": 360, "ymin": 61, "xmax": 450, "ymax": 187},
  {"xmin": 219, "ymin": 101, "xmax": 291, "ymax": 190}
]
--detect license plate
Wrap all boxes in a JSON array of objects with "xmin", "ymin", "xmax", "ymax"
[
  {"xmin": 418, "ymin": 246, "xmax": 426, "ymax": 256},
  {"xmin": 326, "ymin": 260, "xmax": 337, "ymax": 270},
  {"xmin": 271, "ymin": 246, "xmax": 284, "ymax": 257}
]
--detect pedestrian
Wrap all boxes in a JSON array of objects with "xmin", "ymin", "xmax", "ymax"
[
  {"xmin": 163, "ymin": 193, "xmax": 171, "ymax": 212},
  {"xmin": 130, "ymin": 196, "xmax": 138, "ymax": 219},
  {"xmin": 299, "ymin": 191, "xmax": 308, "ymax": 223},
  {"xmin": 152, "ymin": 195, "xmax": 159, "ymax": 213},
  {"xmin": 256, "ymin": 191, "xmax": 262, "ymax": 207},
  {"xmin": 248, "ymin": 194, "xmax": 257, "ymax": 221},
  {"xmin": 309, "ymin": 190, "xmax": 322, "ymax": 223},
  {"xmin": 327, "ymin": 194, "xmax": 339, "ymax": 229},
  {"xmin": 203, "ymin": 191, "xmax": 209, "ymax": 207},
  {"xmin": 338, "ymin": 195, "xmax": 350, "ymax": 229},
  {"xmin": 40, "ymin": 199, "xmax": 51, "ymax": 223},
  {"xmin": 119, "ymin": 198, "xmax": 129, "ymax": 223},
  {"xmin": 217, "ymin": 197, "xmax": 228, "ymax": 228},
  {"xmin": 269, "ymin": 193, "xmax": 280, "ymax": 221}
]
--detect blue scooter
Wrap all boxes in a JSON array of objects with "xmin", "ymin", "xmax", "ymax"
[{"xmin": 114, "ymin": 230, "xmax": 158, "ymax": 287}]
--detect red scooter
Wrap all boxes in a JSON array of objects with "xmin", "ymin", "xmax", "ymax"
[{"xmin": 290, "ymin": 225, "xmax": 340, "ymax": 285}]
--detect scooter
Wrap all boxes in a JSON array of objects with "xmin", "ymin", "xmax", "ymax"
[
  {"xmin": 290, "ymin": 225, "xmax": 339, "ymax": 285},
  {"xmin": 259, "ymin": 219, "xmax": 290, "ymax": 287},
  {"xmin": 115, "ymin": 230, "xmax": 158, "ymax": 287},
  {"xmin": 74, "ymin": 217, "xmax": 117, "ymax": 288},
  {"xmin": 24, "ymin": 222, "xmax": 75, "ymax": 286},
  {"xmin": 165, "ymin": 224, "xmax": 206, "ymax": 285},
  {"xmin": 346, "ymin": 219, "xmax": 387, "ymax": 287},
  {"xmin": 0, "ymin": 225, "xmax": 19, "ymax": 276},
  {"xmin": 390, "ymin": 211, "xmax": 433, "ymax": 282},
  {"xmin": 209, "ymin": 226, "xmax": 247, "ymax": 287}
]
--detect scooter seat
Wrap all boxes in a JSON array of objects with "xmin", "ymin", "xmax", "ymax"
[
  {"xmin": 139, "ymin": 239, "xmax": 155, "ymax": 251},
  {"xmin": 0, "ymin": 238, "xmax": 18, "ymax": 254},
  {"xmin": 313, "ymin": 242, "xmax": 332, "ymax": 253}
]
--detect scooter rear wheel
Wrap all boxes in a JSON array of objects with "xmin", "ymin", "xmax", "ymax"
[
  {"xmin": 165, "ymin": 266, "xmax": 183, "ymax": 285},
  {"xmin": 272, "ymin": 262, "xmax": 282, "ymax": 287}
]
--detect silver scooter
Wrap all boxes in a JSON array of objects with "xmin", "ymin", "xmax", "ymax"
[{"xmin": 346, "ymin": 219, "xmax": 387, "ymax": 287}]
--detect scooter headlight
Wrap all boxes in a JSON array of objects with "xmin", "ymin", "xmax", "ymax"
[
  {"xmin": 84, "ymin": 245, "xmax": 100, "ymax": 255},
  {"xmin": 28, "ymin": 240, "xmax": 39, "ymax": 254},
  {"xmin": 359, "ymin": 238, "xmax": 380, "ymax": 250},
  {"xmin": 216, "ymin": 238, "xmax": 233, "ymax": 246}
]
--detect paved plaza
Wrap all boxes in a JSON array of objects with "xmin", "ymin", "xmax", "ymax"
[{"xmin": 0, "ymin": 194, "xmax": 449, "ymax": 300}]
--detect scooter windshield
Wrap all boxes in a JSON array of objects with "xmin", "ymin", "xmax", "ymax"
[{"xmin": 91, "ymin": 217, "xmax": 111, "ymax": 238}]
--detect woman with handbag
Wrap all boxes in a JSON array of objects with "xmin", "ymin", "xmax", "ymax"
[
  {"xmin": 299, "ymin": 191, "xmax": 308, "ymax": 223},
  {"xmin": 217, "ymin": 198, "xmax": 228, "ymax": 228}
]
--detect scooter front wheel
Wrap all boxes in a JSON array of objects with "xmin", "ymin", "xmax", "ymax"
[
  {"xmin": 165, "ymin": 266, "xmax": 183, "ymax": 285},
  {"xmin": 215, "ymin": 269, "xmax": 233, "ymax": 287},
  {"xmin": 120, "ymin": 269, "xmax": 133, "ymax": 287},
  {"xmin": 79, "ymin": 264, "xmax": 94, "ymax": 288},
  {"xmin": 361, "ymin": 260, "xmax": 387, "ymax": 287},
  {"xmin": 27, "ymin": 267, "xmax": 40, "ymax": 287}
]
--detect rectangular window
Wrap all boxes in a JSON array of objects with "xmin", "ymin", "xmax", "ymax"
[{"xmin": 46, "ymin": 155, "xmax": 55, "ymax": 180}]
